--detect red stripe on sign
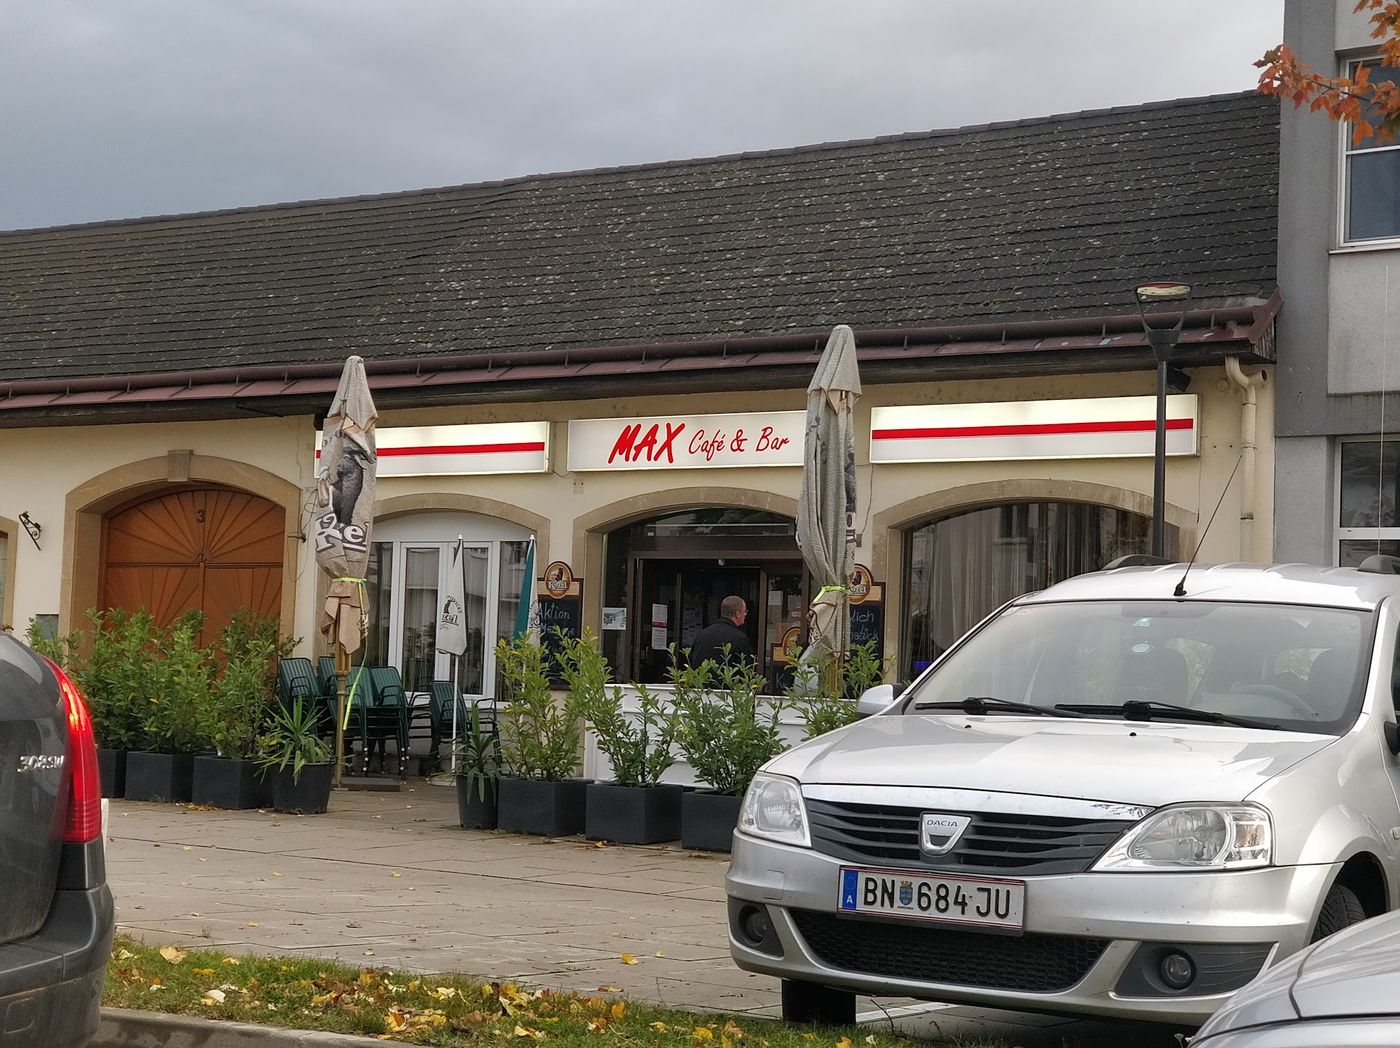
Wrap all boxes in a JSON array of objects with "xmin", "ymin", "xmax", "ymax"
[
  {"xmin": 872, "ymin": 418, "xmax": 1193, "ymax": 441},
  {"xmin": 377, "ymin": 442, "xmax": 547, "ymax": 457}
]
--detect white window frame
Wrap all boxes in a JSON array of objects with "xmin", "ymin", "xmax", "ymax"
[
  {"xmin": 1339, "ymin": 57, "xmax": 1400, "ymax": 247},
  {"xmin": 1334, "ymin": 436, "xmax": 1400, "ymax": 563}
]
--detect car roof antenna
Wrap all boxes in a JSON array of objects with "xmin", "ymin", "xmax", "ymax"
[{"xmin": 1174, "ymin": 453, "xmax": 1244, "ymax": 598}]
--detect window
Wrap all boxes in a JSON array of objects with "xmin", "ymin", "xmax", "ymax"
[
  {"xmin": 1336, "ymin": 437, "xmax": 1400, "ymax": 564},
  {"xmin": 1343, "ymin": 61, "xmax": 1400, "ymax": 243},
  {"xmin": 902, "ymin": 501, "xmax": 1177, "ymax": 679}
]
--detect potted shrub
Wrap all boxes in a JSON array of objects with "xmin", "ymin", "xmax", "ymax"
[
  {"xmin": 671, "ymin": 656, "xmax": 787, "ymax": 852},
  {"xmin": 495, "ymin": 633, "xmax": 587, "ymax": 836},
  {"xmin": 453, "ymin": 702, "xmax": 502, "ymax": 830},
  {"xmin": 28, "ymin": 609, "xmax": 150, "ymax": 798},
  {"xmin": 561, "ymin": 632, "xmax": 681, "ymax": 844},
  {"xmin": 255, "ymin": 695, "xmax": 333, "ymax": 814},
  {"xmin": 192, "ymin": 611, "xmax": 294, "ymax": 809},
  {"xmin": 126, "ymin": 611, "xmax": 211, "ymax": 803},
  {"xmin": 790, "ymin": 640, "xmax": 885, "ymax": 740}
]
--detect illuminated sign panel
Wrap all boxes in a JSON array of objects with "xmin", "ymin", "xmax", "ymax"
[
  {"xmin": 568, "ymin": 411, "xmax": 805, "ymax": 471},
  {"xmin": 316, "ymin": 421, "xmax": 550, "ymax": 477}
]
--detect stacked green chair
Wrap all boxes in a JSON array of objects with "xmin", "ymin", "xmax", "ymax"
[
  {"xmin": 365, "ymin": 666, "xmax": 411, "ymax": 778},
  {"xmin": 277, "ymin": 658, "xmax": 320, "ymax": 712},
  {"xmin": 427, "ymin": 683, "xmax": 497, "ymax": 774}
]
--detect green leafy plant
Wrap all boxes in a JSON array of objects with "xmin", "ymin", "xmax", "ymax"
[
  {"xmin": 558, "ymin": 630, "xmax": 676, "ymax": 788},
  {"xmin": 669, "ymin": 652, "xmax": 786, "ymax": 796},
  {"xmin": 198, "ymin": 610, "xmax": 297, "ymax": 760},
  {"xmin": 255, "ymin": 696, "xmax": 331, "ymax": 783},
  {"xmin": 495, "ymin": 631, "xmax": 580, "ymax": 782},
  {"xmin": 141, "ymin": 611, "xmax": 215, "ymax": 754},
  {"xmin": 790, "ymin": 640, "xmax": 886, "ymax": 740},
  {"xmin": 452, "ymin": 703, "xmax": 503, "ymax": 803}
]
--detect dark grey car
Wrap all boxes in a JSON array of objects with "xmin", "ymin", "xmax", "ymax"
[{"xmin": 0, "ymin": 634, "xmax": 113, "ymax": 1046}]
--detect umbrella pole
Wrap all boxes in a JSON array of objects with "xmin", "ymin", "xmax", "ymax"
[
  {"xmin": 449, "ymin": 658, "xmax": 460, "ymax": 776},
  {"xmin": 334, "ymin": 643, "xmax": 349, "ymax": 788}
]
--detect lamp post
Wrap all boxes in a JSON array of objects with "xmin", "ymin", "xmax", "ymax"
[{"xmin": 1133, "ymin": 281, "xmax": 1193, "ymax": 559}]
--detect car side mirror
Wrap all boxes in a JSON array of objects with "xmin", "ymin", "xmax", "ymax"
[
  {"xmin": 1387, "ymin": 720, "xmax": 1400, "ymax": 756},
  {"xmin": 856, "ymin": 681, "xmax": 907, "ymax": 718}
]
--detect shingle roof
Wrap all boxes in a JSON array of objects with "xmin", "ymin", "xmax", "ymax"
[{"xmin": 0, "ymin": 92, "xmax": 1278, "ymax": 386}]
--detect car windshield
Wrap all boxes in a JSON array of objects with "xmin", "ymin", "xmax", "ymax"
[{"xmin": 902, "ymin": 600, "xmax": 1373, "ymax": 735}]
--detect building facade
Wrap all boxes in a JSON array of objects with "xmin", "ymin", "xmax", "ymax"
[
  {"xmin": 1275, "ymin": 0, "xmax": 1400, "ymax": 564},
  {"xmin": 0, "ymin": 93, "xmax": 1279, "ymax": 696}
]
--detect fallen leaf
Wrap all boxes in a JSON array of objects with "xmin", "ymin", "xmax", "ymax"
[
  {"xmin": 116, "ymin": 948, "xmax": 134, "ymax": 960},
  {"xmin": 650, "ymin": 1021, "xmax": 670, "ymax": 1032},
  {"xmin": 181, "ymin": 846, "xmax": 192, "ymax": 851},
  {"xmin": 222, "ymin": 957, "xmax": 240, "ymax": 965},
  {"xmin": 158, "ymin": 946, "xmax": 186, "ymax": 964},
  {"xmin": 272, "ymin": 872, "xmax": 284, "ymax": 878},
  {"xmin": 836, "ymin": 1038, "xmax": 854, "ymax": 1048},
  {"xmin": 620, "ymin": 953, "xmax": 638, "ymax": 965},
  {"xmin": 594, "ymin": 840, "xmax": 606, "ymax": 848},
  {"xmin": 655, "ymin": 951, "xmax": 665, "ymax": 957},
  {"xmin": 693, "ymin": 1028, "xmax": 714, "ymax": 1041},
  {"xmin": 192, "ymin": 967, "xmax": 215, "ymax": 977},
  {"xmin": 202, "ymin": 988, "xmax": 226, "ymax": 1004},
  {"xmin": 596, "ymin": 985, "xmax": 622, "ymax": 993},
  {"xmin": 587, "ymin": 1019, "xmax": 607, "ymax": 1034},
  {"xmin": 610, "ymin": 1001, "xmax": 626, "ymax": 1020},
  {"xmin": 246, "ymin": 921, "xmax": 259, "ymax": 928},
  {"xmin": 865, "ymin": 1038, "xmax": 877, "ymax": 1045},
  {"xmin": 514, "ymin": 1024, "xmax": 545, "ymax": 1040},
  {"xmin": 363, "ymin": 949, "xmax": 376, "ymax": 957},
  {"xmin": 391, "ymin": 871, "xmax": 402, "ymax": 878}
]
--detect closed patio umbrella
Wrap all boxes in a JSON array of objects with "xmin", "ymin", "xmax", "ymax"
[
  {"xmin": 796, "ymin": 325, "xmax": 861, "ymax": 675},
  {"xmin": 315, "ymin": 356, "xmax": 378, "ymax": 786}
]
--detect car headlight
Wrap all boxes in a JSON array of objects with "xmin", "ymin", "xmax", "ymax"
[
  {"xmin": 1093, "ymin": 804, "xmax": 1272, "ymax": 871},
  {"xmin": 737, "ymin": 773, "xmax": 810, "ymax": 847}
]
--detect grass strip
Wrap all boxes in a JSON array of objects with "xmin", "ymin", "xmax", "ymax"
[{"xmin": 102, "ymin": 935, "xmax": 971, "ymax": 1047}]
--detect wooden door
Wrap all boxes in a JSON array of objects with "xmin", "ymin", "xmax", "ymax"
[{"xmin": 102, "ymin": 488, "xmax": 284, "ymax": 645}]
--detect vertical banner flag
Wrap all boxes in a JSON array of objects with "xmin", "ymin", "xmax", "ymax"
[{"xmin": 513, "ymin": 536, "xmax": 537, "ymax": 641}]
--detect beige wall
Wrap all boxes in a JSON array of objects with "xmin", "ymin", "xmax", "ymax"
[{"xmin": 0, "ymin": 365, "xmax": 1272, "ymax": 665}]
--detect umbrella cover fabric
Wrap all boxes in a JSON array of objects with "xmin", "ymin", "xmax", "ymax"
[
  {"xmin": 796, "ymin": 324, "xmax": 861, "ymax": 664},
  {"xmin": 315, "ymin": 356, "xmax": 379, "ymax": 655}
]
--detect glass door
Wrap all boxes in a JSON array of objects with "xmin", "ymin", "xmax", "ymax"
[{"xmin": 367, "ymin": 540, "xmax": 502, "ymax": 698}]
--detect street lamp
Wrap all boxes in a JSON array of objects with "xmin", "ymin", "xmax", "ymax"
[{"xmin": 1133, "ymin": 281, "xmax": 1193, "ymax": 559}]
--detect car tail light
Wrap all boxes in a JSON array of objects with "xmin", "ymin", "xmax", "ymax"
[{"xmin": 42, "ymin": 657, "xmax": 103, "ymax": 844}]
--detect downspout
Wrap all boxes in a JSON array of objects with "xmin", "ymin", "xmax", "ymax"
[{"xmin": 1225, "ymin": 356, "xmax": 1267, "ymax": 562}]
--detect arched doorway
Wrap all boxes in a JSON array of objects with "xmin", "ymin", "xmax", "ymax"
[
  {"xmin": 101, "ymin": 486, "xmax": 285, "ymax": 645},
  {"xmin": 602, "ymin": 507, "xmax": 804, "ymax": 687},
  {"xmin": 902, "ymin": 500, "xmax": 1178, "ymax": 677}
]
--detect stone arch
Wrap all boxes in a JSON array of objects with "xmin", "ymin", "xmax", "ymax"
[
  {"xmin": 872, "ymin": 478, "xmax": 1194, "ymax": 664},
  {"xmin": 62, "ymin": 453, "xmax": 302, "ymax": 637},
  {"xmin": 373, "ymin": 492, "xmax": 550, "ymax": 546},
  {"xmin": 572, "ymin": 486, "xmax": 800, "ymax": 634}
]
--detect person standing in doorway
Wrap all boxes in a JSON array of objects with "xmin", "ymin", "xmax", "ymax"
[{"xmin": 686, "ymin": 594, "xmax": 756, "ymax": 668}]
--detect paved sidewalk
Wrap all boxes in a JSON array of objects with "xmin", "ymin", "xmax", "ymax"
[{"xmin": 104, "ymin": 784, "xmax": 1190, "ymax": 1047}]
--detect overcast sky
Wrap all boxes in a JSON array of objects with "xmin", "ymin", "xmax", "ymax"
[{"xmin": 0, "ymin": 1, "xmax": 1284, "ymax": 232}]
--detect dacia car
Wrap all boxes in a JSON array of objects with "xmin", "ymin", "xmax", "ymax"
[
  {"xmin": 0, "ymin": 635, "xmax": 112, "ymax": 1046},
  {"xmin": 727, "ymin": 560, "xmax": 1400, "ymax": 1025}
]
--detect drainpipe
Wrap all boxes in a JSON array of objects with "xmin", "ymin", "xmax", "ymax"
[{"xmin": 1225, "ymin": 356, "xmax": 1267, "ymax": 562}]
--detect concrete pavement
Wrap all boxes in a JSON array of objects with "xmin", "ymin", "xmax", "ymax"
[{"xmin": 104, "ymin": 782, "xmax": 1193, "ymax": 1046}]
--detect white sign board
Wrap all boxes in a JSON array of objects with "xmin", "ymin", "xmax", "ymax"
[
  {"xmin": 568, "ymin": 411, "xmax": 805, "ymax": 471},
  {"xmin": 869, "ymin": 395, "xmax": 1198, "ymax": 463},
  {"xmin": 317, "ymin": 421, "xmax": 550, "ymax": 477}
]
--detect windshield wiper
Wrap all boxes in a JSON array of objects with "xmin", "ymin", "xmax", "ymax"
[
  {"xmin": 913, "ymin": 696, "xmax": 1084, "ymax": 718},
  {"xmin": 1054, "ymin": 700, "xmax": 1278, "ymax": 730}
]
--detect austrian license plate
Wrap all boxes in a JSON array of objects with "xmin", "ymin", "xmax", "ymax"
[{"xmin": 837, "ymin": 865, "xmax": 1025, "ymax": 932}]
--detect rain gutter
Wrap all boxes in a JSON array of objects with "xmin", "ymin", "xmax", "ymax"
[{"xmin": 0, "ymin": 292, "xmax": 1280, "ymax": 423}]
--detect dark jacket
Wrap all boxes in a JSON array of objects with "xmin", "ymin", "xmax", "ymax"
[{"xmin": 686, "ymin": 618, "xmax": 755, "ymax": 667}]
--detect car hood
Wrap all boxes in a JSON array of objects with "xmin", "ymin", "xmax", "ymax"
[{"xmin": 767, "ymin": 713, "xmax": 1335, "ymax": 807}]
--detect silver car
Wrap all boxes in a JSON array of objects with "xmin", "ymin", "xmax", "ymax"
[
  {"xmin": 1193, "ymin": 908, "xmax": 1400, "ymax": 1046},
  {"xmin": 727, "ymin": 561, "xmax": 1400, "ymax": 1025}
]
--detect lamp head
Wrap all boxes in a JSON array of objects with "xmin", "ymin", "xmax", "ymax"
[{"xmin": 1134, "ymin": 281, "xmax": 1192, "ymax": 304}]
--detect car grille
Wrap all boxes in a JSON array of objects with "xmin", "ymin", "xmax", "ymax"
[
  {"xmin": 790, "ymin": 909, "xmax": 1108, "ymax": 993},
  {"xmin": 805, "ymin": 799, "xmax": 1132, "ymax": 875}
]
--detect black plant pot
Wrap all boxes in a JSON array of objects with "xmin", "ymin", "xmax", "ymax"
[
  {"xmin": 269, "ymin": 763, "xmax": 333, "ymax": 814},
  {"xmin": 124, "ymin": 751, "xmax": 195, "ymax": 803},
  {"xmin": 586, "ymin": 783, "xmax": 683, "ymax": 844},
  {"xmin": 456, "ymin": 777, "xmax": 498, "ymax": 830},
  {"xmin": 192, "ymin": 756, "xmax": 273, "ymax": 810},
  {"xmin": 98, "ymin": 748, "xmax": 127, "ymax": 799},
  {"xmin": 681, "ymin": 790, "xmax": 742, "ymax": 852},
  {"xmin": 497, "ymin": 777, "xmax": 588, "ymax": 837}
]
